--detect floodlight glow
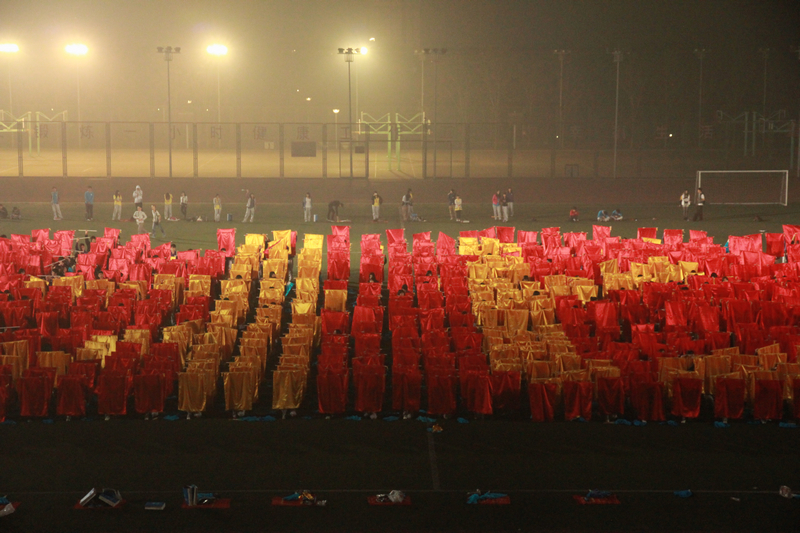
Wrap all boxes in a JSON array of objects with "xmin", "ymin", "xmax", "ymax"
[
  {"xmin": 0, "ymin": 44, "xmax": 19, "ymax": 53},
  {"xmin": 360, "ymin": 47, "xmax": 368, "ymax": 54},
  {"xmin": 206, "ymin": 44, "xmax": 228, "ymax": 56},
  {"xmin": 369, "ymin": 37, "xmax": 375, "ymax": 42},
  {"xmin": 306, "ymin": 97, "xmax": 311, "ymax": 101},
  {"xmin": 333, "ymin": 109, "xmax": 340, "ymax": 113},
  {"xmin": 65, "ymin": 43, "xmax": 88, "ymax": 56}
]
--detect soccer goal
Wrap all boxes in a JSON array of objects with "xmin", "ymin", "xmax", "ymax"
[{"xmin": 695, "ymin": 170, "xmax": 788, "ymax": 206}]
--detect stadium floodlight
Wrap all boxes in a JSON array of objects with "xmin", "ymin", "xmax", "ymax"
[
  {"xmin": 65, "ymin": 43, "xmax": 88, "ymax": 56},
  {"xmin": 360, "ymin": 47, "xmax": 368, "ymax": 55},
  {"xmin": 0, "ymin": 44, "xmax": 18, "ymax": 116},
  {"xmin": 337, "ymin": 46, "xmax": 365, "ymax": 178},
  {"xmin": 206, "ymin": 44, "xmax": 227, "ymax": 56},
  {"xmin": 156, "ymin": 45, "xmax": 180, "ymax": 177}
]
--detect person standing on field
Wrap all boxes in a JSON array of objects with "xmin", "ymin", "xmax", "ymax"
[
  {"xmin": 692, "ymin": 188, "xmax": 705, "ymax": 222},
  {"xmin": 112, "ymin": 190, "xmax": 122, "ymax": 221},
  {"xmin": 133, "ymin": 186, "xmax": 143, "ymax": 211},
  {"xmin": 447, "ymin": 189, "xmax": 456, "ymax": 220},
  {"xmin": 371, "ymin": 192, "xmax": 382, "ymax": 222},
  {"xmin": 680, "ymin": 190, "xmax": 691, "ymax": 221},
  {"xmin": 84, "ymin": 186, "xmax": 94, "ymax": 221},
  {"xmin": 506, "ymin": 187, "xmax": 515, "ymax": 217},
  {"xmin": 303, "ymin": 193, "xmax": 312, "ymax": 222},
  {"xmin": 500, "ymin": 193, "xmax": 509, "ymax": 222},
  {"xmin": 213, "ymin": 193, "xmax": 222, "ymax": 222},
  {"xmin": 492, "ymin": 190, "xmax": 501, "ymax": 220},
  {"xmin": 133, "ymin": 205, "xmax": 147, "ymax": 234},
  {"xmin": 51, "ymin": 187, "xmax": 63, "ymax": 220},
  {"xmin": 150, "ymin": 204, "xmax": 166, "ymax": 238},
  {"xmin": 164, "ymin": 192, "xmax": 173, "ymax": 220},
  {"xmin": 180, "ymin": 191, "xmax": 188, "ymax": 220},
  {"xmin": 243, "ymin": 190, "xmax": 256, "ymax": 223},
  {"xmin": 454, "ymin": 195, "xmax": 463, "ymax": 222}
]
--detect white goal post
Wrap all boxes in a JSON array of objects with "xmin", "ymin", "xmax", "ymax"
[{"xmin": 695, "ymin": 170, "xmax": 788, "ymax": 206}]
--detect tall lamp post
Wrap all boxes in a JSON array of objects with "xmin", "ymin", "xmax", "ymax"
[
  {"xmin": 65, "ymin": 43, "xmax": 88, "ymax": 147},
  {"xmin": 554, "ymin": 50, "xmax": 570, "ymax": 148},
  {"xmin": 611, "ymin": 49, "xmax": 623, "ymax": 179},
  {"xmin": 206, "ymin": 44, "xmax": 227, "ymax": 149},
  {"xmin": 157, "ymin": 46, "xmax": 180, "ymax": 178},
  {"xmin": 0, "ymin": 44, "xmax": 19, "ymax": 118},
  {"xmin": 694, "ymin": 49, "xmax": 706, "ymax": 148},
  {"xmin": 333, "ymin": 108, "xmax": 340, "ymax": 177},
  {"xmin": 337, "ymin": 47, "xmax": 363, "ymax": 178}
]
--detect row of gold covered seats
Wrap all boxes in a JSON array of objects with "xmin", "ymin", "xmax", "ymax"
[{"xmin": 271, "ymin": 234, "xmax": 323, "ymax": 415}]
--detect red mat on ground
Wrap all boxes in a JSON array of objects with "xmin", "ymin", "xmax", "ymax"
[
  {"xmin": 367, "ymin": 495, "xmax": 412, "ymax": 506},
  {"xmin": 73, "ymin": 500, "xmax": 126, "ymax": 510},
  {"xmin": 181, "ymin": 498, "xmax": 231, "ymax": 509},
  {"xmin": 573, "ymin": 495, "xmax": 620, "ymax": 505}
]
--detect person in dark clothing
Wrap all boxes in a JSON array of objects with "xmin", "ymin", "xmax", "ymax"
[
  {"xmin": 327, "ymin": 200, "xmax": 343, "ymax": 222},
  {"xmin": 692, "ymin": 188, "xmax": 705, "ymax": 221},
  {"xmin": 0, "ymin": 205, "xmax": 7, "ymax": 219}
]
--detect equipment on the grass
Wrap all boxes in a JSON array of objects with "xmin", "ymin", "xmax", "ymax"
[{"xmin": 695, "ymin": 170, "xmax": 788, "ymax": 206}]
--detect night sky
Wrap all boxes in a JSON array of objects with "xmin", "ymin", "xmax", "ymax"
[{"xmin": 1, "ymin": 0, "xmax": 798, "ymax": 146}]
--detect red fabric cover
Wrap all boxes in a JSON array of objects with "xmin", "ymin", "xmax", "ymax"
[
  {"xmin": 714, "ymin": 378, "xmax": 746, "ymax": 420},
  {"xmin": 426, "ymin": 370, "xmax": 456, "ymax": 415},
  {"xmin": 392, "ymin": 366, "xmax": 422, "ymax": 412},
  {"xmin": 670, "ymin": 378, "xmax": 702, "ymax": 419},
  {"xmin": 463, "ymin": 371, "xmax": 493, "ymax": 415},
  {"xmin": 752, "ymin": 380, "xmax": 783, "ymax": 420},
  {"xmin": 490, "ymin": 371, "xmax": 521, "ymax": 411},
  {"xmin": 663, "ymin": 229, "xmax": 684, "ymax": 248},
  {"xmin": 385, "ymin": 229, "xmax": 405, "ymax": 246},
  {"xmin": 17, "ymin": 376, "xmax": 51, "ymax": 417},
  {"xmin": 637, "ymin": 227, "xmax": 658, "ymax": 240},
  {"xmin": 517, "ymin": 231, "xmax": 538, "ymax": 244},
  {"xmin": 563, "ymin": 380, "xmax": 593, "ymax": 421},
  {"xmin": 216, "ymin": 229, "xmax": 236, "ymax": 257},
  {"xmin": 496, "ymin": 227, "xmax": 515, "ymax": 244},
  {"xmin": 596, "ymin": 377, "xmax": 625, "ymax": 417},
  {"xmin": 317, "ymin": 367, "xmax": 349, "ymax": 414},
  {"xmin": 592, "ymin": 225, "xmax": 611, "ymax": 242},
  {"xmin": 528, "ymin": 381, "xmax": 558, "ymax": 422},
  {"xmin": 765, "ymin": 233, "xmax": 785, "ymax": 257},
  {"xmin": 56, "ymin": 375, "xmax": 86, "ymax": 417},
  {"xmin": 630, "ymin": 381, "xmax": 665, "ymax": 421},
  {"xmin": 96, "ymin": 374, "xmax": 128, "ymax": 416},
  {"xmin": 133, "ymin": 373, "xmax": 165, "ymax": 414},
  {"xmin": 353, "ymin": 360, "xmax": 385, "ymax": 414},
  {"xmin": 69, "ymin": 361, "xmax": 100, "ymax": 389}
]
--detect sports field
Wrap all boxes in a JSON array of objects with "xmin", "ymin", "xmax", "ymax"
[{"xmin": 1, "ymin": 199, "xmax": 800, "ymax": 532}]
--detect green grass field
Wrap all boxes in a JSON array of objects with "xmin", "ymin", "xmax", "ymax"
[{"xmin": 1, "ymin": 201, "xmax": 796, "ymax": 270}]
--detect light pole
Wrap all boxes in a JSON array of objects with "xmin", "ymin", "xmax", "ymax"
[
  {"xmin": 554, "ymin": 50, "xmax": 569, "ymax": 148},
  {"xmin": 612, "ymin": 49, "xmax": 623, "ymax": 179},
  {"xmin": 333, "ymin": 108, "xmax": 340, "ymax": 178},
  {"xmin": 694, "ymin": 49, "xmax": 706, "ymax": 147},
  {"xmin": 356, "ymin": 46, "xmax": 367, "ymax": 133},
  {"xmin": 759, "ymin": 48, "xmax": 769, "ymax": 122},
  {"xmin": 207, "ymin": 44, "xmax": 227, "ymax": 149},
  {"xmin": 157, "ymin": 46, "xmax": 180, "ymax": 178},
  {"xmin": 65, "ymin": 43, "xmax": 88, "ymax": 147},
  {"xmin": 0, "ymin": 44, "xmax": 19, "ymax": 118},
  {"xmin": 338, "ymin": 47, "xmax": 363, "ymax": 178},
  {"xmin": 415, "ymin": 50, "xmax": 425, "ymax": 120}
]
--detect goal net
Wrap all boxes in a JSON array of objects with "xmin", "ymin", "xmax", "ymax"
[{"xmin": 695, "ymin": 170, "xmax": 788, "ymax": 206}]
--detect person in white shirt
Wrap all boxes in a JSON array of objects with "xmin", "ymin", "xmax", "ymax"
[
  {"xmin": 243, "ymin": 190, "xmax": 255, "ymax": 223},
  {"xmin": 150, "ymin": 205, "xmax": 166, "ymax": 238},
  {"xmin": 133, "ymin": 205, "xmax": 147, "ymax": 234},
  {"xmin": 180, "ymin": 192, "xmax": 189, "ymax": 220},
  {"xmin": 302, "ymin": 193, "xmax": 312, "ymax": 222},
  {"xmin": 680, "ymin": 190, "xmax": 691, "ymax": 221},
  {"xmin": 133, "ymin": 186, "xmax": 143, "ymax": 210}
]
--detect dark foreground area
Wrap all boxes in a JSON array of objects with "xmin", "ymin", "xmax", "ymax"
[{"xmin": 0, "ymin": 419, "xmax": 798, "ymax": 532}]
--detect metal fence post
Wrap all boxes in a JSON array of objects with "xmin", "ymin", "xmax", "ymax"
[
  {"xmin": 507, "ymin": 124, "xmax": 513, "ymax": 178},
  {"xmin": 105, "ymin": 122, "xmax": 112, "ymax": 178},
  {"xmin": 365, "ymin": 130, "xmax": 370, "ymax": 179},
  {"xmin": 192, "ymin": 124, "xmax": 198, "ymax": 177},
  {"xmin": 149, "ymin": 123, "xmax": 155, "ymax": 178},
  {"xmin": 60, "ymin": 122, "xmax": 67, "ymax": 178},
  {"xmin": 322, "ymin": 124, "xmax": 328, "ymax": 178},
  {"xmin": 422, "ymin": 123, "xmax": 428, "ymax": 179},
  {"xmin": 236, "ymin": 123, "xmax": 242, "ymax": 178},
  {"xmin": 464, "ymin": 123, "xmax": 470, "ymax": 178},
  {"xmin": 279, "ymin": 123, "xmax": 285, "ymax": 178},
  {"xmin": 17, "ymin": 127, "xmax": 23, "ymax": 178}
]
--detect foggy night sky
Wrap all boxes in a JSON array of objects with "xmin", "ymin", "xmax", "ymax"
[{"xmin": 0, "ymin": 0, "xmax": 798, "ymax": 143}]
